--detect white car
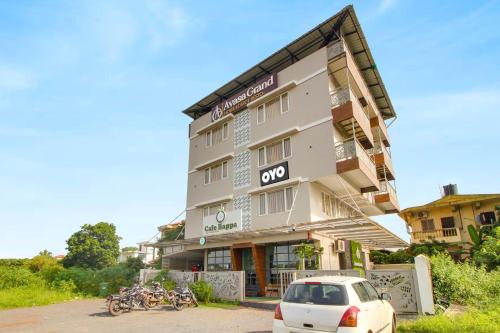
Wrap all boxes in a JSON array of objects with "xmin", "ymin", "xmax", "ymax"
[{"xmin": 273, "ymin": 276, "xmax": 396, "ymax": 333}]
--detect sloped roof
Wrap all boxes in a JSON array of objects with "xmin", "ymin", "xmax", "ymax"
[
  {"xmin": 400, "ymin": 194, "xmax": 500, "ymax": 214},
  {"xmin": 182, "ymin": 5, "xmax": 396, "ymax": 121}
]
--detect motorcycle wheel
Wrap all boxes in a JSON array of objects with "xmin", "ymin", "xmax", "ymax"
[
  {"xmin": 108, "ymin": 300, "xmax": 123, "ymax": 316},
  {"xmin": 173, "ymin": 301, "xmax": 183, "ymax": 311},
  {"xmin": 192, "ymin": 295, "xmax": 199, "ymax": 307}
]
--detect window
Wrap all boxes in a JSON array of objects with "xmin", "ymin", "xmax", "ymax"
[
  {"xmin": 283, "ymin": 284, "xmax": 348, "ymax": 305},
  {"xmin": 256, "ymin": 92, "xmax": 290, "ymax": 124},
  {"xmin": 352, "ymin": 282, "xmax": 371, "ymax": 302},
  {"xmin": 203, "ymin": 203, "xmax": 227, "ymax": 217},
  {"xmin": 421, "ymin": 219, "xmax": 435, "ymax": 231},
  {"xmin": 205, "ymin": 123, "xmax": 228, "ymax": 147},
  {"xmin": 440, "ymin": 216, "xmax": 455, "ymax": 229},
  {"xmin": 280, "ymin": 93, "xmax": 289, "ymax": 113},
  {"xmin": 257, "ymin": 105, "xmax": 265, "ymax": 124},
  {"xmin": 207, "ymin": 247, "xmax": 232, "ymax": 271},
  {"xmin": 479, "ymin": 211, "xmax": 496, "ymax": 225},
  {"xmin": 205, "ymin": 131, "xmax": 212, "ymax": 147},
  {"xmin": 204, "ymin": 168, "xmax": 210, "ymax": 185},
  {"xmin": 204, "ymin": 161, "xmax": 229, "ymax": 185},
  {"xmin": 259, "ymin": 193, "xmax": 266, "ymax": 215},
  {"xmin": 362, "ymin": 281, "xmax": 380, "ymax": 301},
  {"xmin": 259, "ymin": 187, "xmax": 294, "ymax": 216},
  {"xmin": 258, "ymin": 137, "xmax": 292, "ymax": 167},
  {"xmin": 212, "ymin": 126, "xmax": 222, "ymax": 145},
  {"xmin": 210, "ymin": 164, "xmax": 222, "ymax": 183},
  {"xmin": 222, "ymin": 123, "xmax": 228, "ymax": 140},
  {"xmin": 222, "ymin": 161, "xmax": 228, "ymax": 178}
]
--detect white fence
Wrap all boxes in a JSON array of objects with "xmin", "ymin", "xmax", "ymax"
[{"xmin": 139, "ymin": 269, "xmax": 245, "ymax": 301}]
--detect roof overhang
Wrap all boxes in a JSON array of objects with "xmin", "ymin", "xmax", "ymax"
[
  {"xmin": 151, "ymin": 216, "xmax": 408, "ymax": 250},
  {"xmin": 182, "ymin": 5, "xmax": 396, "ymax": 120}
]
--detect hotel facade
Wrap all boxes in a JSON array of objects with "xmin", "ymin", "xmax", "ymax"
[{"xmin": 154, "ymin": 6, "xmax": 406, "ymax": 296}]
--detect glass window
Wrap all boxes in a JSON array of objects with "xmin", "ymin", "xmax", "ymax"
[
  {"xmin": 222, "ymin": 161, "xmax": 228, "ymax": 178},
  {"xmin": 421, "ymin": 219, "xmax": 435, "ymax": 231},
  {"xmin": 285, "ymin": 187, "xmax": 294, "ymax": 210},
  {"xmin": 479, "ymin": 211, "xmax": 496, "ymax": 225},
  {"xmin": 265, "ymin": 97, "xmax": 280, "ymax": 121},
  {"xmin": 259, "ymin": 193, "xmax": 266, "ymax": 215},
  {"xmin": 281, "ymin": 93, "xmax": 289, "ymax": 113},
  {"xmin": 362, "ymin": 281, "xmax": 380, "ymax": 301},
  {"xmin": 267, "ymin": 189, "xmax": 285, "ymax": 214},
  {"xmin": 257, "ymin": 105, "xmax": 265, "ymax": 124},
  {"xmin": 258, "ymin": 147, "xmax": 265, "ymax": 167},
  {"xmin": 266, "ymin": 141, "xmax": 283, "ymax": 165},
  {"xmin": 222, "ymin": 123, "xmax": 228, "ymax": 139},
  {"xmin": 352, "ymin": 282, "xmax": 371, "ymax": 302},
  {"xmin": 283, "ymin": 284, "xmax": 348, "ymax": 305},
  {"xmin": 206, "ymin": 131, "xmax": 211, "ymax": 146},
  {"xmin": 204, "ymin": 168, "xmax": 210, "ymax": 185},
  {"xmin": 212, "ymin": 126, "xmax": 222, "ymax": 145},
  {"xmin": 203, "ymin": 207, "xmax": 209, "ymax": 217},
  {"xmin": 207, "ymin": 247, "xmax": 232, "ymax": 271},
  {"xmin": 283, "ymin": 138, "xmax": 291, "ymax": 157},
  {"xmin": 210, "ymin": 164, "xmax": 222, "ymax": 182},
  {"xmin": 440, "ymin": 216, "xmax": 455, "ymax": 229}
]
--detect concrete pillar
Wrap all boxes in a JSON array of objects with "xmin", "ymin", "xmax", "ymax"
[{"xmin": 414, "ymin": 255, "xmax": 435, "ymax": 315}]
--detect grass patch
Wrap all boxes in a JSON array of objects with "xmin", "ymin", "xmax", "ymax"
[
  {"xmin": 398, "ymin": 303, "xmax": 500, "ymax": 333},
  {"xmin": 0, "ymin": 287, "xmax": 82, "ymax": 310},
  {"xmin": 200, "ymin": 300, "xmax": 240, "ymax": 309}
]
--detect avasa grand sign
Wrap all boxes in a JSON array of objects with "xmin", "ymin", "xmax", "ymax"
[{"xmin": 211, "ymin": 73, "xmax": 278, "ymax": 122}]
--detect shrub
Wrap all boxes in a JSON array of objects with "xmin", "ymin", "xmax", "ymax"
[
  {"xmin": 28, "ymin": 252, "xmax": 59, "ymax": 273},
  {"xmin": 430, "ymin": 254, "xmax": 500, "ymax": 306},
  {"xmin": 0, "ymin": 259, "xmax": 30, "ymax": 268},
  {"xmin": 124, "ymin": 257, "xmax": 145, "ymax": 272},
  {"xmin": 0, "ymin": 266, "xmax": 44, "ymax": 289},
  {"xmin": 53, "ymin": 267, "xmax": 99, "ymax": 296},
  {"xmin": 397, "ymin": 305, "xmax": 500, "ymax": 333},
  {"xmin": 189, "ymin": 281, "xmax": 213, "ymax": 304},
  {"xmin": 96, "ymin": 265, "xmax": 136, "ymax": 294}
]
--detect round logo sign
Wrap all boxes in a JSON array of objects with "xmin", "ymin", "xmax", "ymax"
[
  {"xmin": 199, "ymin": 237, "xmax": 206, "ymax": 246},
  {"xmin": 216, "ymin": 210, "xmax": 225, "ymax": 223}
]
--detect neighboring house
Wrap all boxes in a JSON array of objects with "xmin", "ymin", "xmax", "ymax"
[
  {"xmin": 399, "ymin": 184, "xmax": 500, "ymax": 255},
  {"xmin": 119, "ymin": 243, "xmax": 158, "ymax": 264},
  {"xmin": 153, "ymin": 5, "xmax": 408, "ymax": 296}
]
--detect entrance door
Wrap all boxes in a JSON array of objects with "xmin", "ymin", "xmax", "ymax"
[{"xmin": 242, "ymin": 248, "xmax": 258, "ymax": 296}]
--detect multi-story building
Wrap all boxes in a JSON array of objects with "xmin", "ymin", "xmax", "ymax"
[
  {"xmin": 155, "ymin": 5, "xmax": 406, "ymax": 296},
  {"xmin": 399, "ymin": 184, "xmax": 500, "ymax": 255}
]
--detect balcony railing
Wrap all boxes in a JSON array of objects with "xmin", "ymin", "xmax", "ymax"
[
  {"xmin": 412, "ymin": 228, "xmax": 459, "ymax": 240},
  {"xmin": 379, "ymin": 180, "xmax": 396, "ymax": 198},
  {"xmin": 335, "ymin": 139, "xmax": 375, "ymax": 170}
]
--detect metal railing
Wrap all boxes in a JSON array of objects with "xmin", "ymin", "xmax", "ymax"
[
  {"xmin": 378, "ymin": 181, "xmax": 397, "ymax": 197},
  {"xmin": 412, "ymin": 228, "xmax": 459, "ymax": 240},
  {"xmin": 335, "ymin": 139, "xmax": 375, "ymax": 171}
]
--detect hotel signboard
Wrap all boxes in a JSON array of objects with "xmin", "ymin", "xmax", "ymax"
[
  {"xmin": 202, "ymin": 209, "xmax": 243, "ymax": 236},
  {"xmin": 260, "ymin": 161, "xmax": 289, "ymax": 187},
  {"xmin": 211, "ymin": 73, "xmax": 278, "ymax": 122}
]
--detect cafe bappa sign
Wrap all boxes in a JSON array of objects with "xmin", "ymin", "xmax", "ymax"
[{"xmin": 203, "ymin": 209, "xmax": 243, "ymax": 236}]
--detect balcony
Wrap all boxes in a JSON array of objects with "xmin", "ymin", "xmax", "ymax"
[
  {"xmin": 335, "ymin": 139, "xmax": 380, "ymax": 192},
  {"xmin": 369, "ymin": 144, "xmax": 395, "ymax": 181},
  {"xmin": 331, "ymin": 88, "xmax": 374, "ymax": 149},
  {"xmin": 374, "ymin": 181, "xmax": 400, "ymax": 213},
  {"xmin": 411, "ymin": 228, "xmax": 462, "ymax": 244},
  {"xmin": 370, "ymin": 115, "xmax": 390, "ymax": 147}
]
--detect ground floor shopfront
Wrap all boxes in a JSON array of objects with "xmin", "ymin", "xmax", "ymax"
[{"xmin": 154, "ymin": 218, "xmax": 408, "ymax": 296}]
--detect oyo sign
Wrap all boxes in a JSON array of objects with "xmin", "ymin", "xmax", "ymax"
[{"xmin": 260, "ymin": 161, "xmax": 289, "ymax": 186}]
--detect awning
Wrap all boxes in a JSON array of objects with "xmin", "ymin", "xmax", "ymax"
[{"xmin": 151, "ymin": 216, "xmax": 408, "ymax": 250}]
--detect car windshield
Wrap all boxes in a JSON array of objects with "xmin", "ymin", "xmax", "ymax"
[{"xmin": 283, "ymin": 283, "xmax": 348, "ymax": 305}]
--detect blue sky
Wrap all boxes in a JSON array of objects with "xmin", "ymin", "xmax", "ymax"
[{"xmin": 1, "ymin": 0, "xmax": 500, "ymax": 258}]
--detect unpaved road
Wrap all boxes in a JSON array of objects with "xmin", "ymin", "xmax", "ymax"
[{"xmin": 0, "ymin": 299, "xmax": 273, "ymax": 333}]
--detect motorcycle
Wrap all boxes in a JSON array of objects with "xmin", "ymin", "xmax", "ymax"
[
  {"xmin": 106, "ymin": 283, "xmax": 150, "ymax": 316},
  {"xmin": 174, "ymin": 286, "xmax": 199, "ymax": 308},
  {"xmin": 146, "ymin": 281, "xmax": 183, "ymax": 311}
]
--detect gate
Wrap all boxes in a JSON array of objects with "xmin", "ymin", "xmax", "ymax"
[
  {"xmin": 367, "ymin": 269, "xmax": 418, "ymax": 314},
  {"xmin": 278, "ymin": 269, "xmax": 360, "ymax": 297}
]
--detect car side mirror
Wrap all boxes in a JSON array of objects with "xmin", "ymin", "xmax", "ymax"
[{"xmin": 380, "ymin": 292, "xmax": 391, "ymax": 301}]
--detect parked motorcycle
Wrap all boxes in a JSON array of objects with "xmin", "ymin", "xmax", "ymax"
[
  {"xmin": 174, "ymin": 286, "xmax": 199, "ymax": 308},
  {"xmin": 106, "ymin": 282, "xmax": 150, "ymax": 316},
  {"xmin": 145, "ymin": 281, "xmax": 184, "ymax": 311}
]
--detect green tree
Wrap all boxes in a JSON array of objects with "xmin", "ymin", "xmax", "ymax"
[
  {"xmin": 121, "ymin": 246, "xmax": 138, "ymax": 252},
  {"xmin": 124, "ymin": 256, "xmax": 145, "ymax": 272},
  {"xmin": 63, "ymin": 222, "xmax": 121, "ymax": 269},
  {"xmin": 28, "ymin": 250, "xmax": 58, "ymax": 273},
  {"xmin": 473, "ymin": 226, "xmax": 500, "ymax": 271}
]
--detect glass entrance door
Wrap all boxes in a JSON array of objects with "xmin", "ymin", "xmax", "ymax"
[{"xmin": 242, "ymin": 248, "xmax": 258, "ymax": 295}]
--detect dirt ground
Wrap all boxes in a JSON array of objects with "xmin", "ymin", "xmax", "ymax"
[{"xmin": 0, "ymin": 299, "xmax": 274, "ymax": 333}]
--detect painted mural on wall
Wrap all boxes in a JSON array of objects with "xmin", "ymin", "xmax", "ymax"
[{"xmin": 367, "ymin": 270, "xmax": 418, "ymax": 314}]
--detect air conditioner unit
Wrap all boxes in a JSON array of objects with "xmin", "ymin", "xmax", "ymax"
[
  {"xmin": 334, "ymin": 239, "xmax": 345, "ymax": 253},
  {"xmin": 417, "ymin": 211, "xmax": 429, "ymax": 219}
]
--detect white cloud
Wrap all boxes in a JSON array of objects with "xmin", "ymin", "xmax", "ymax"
[
  {"xmin": 0, "ymin": 66, "xmax": 35, "ymax": 91},
  {"xmin": 377, "ymin": 0, "xmax": 397, "ymax": 15}
]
